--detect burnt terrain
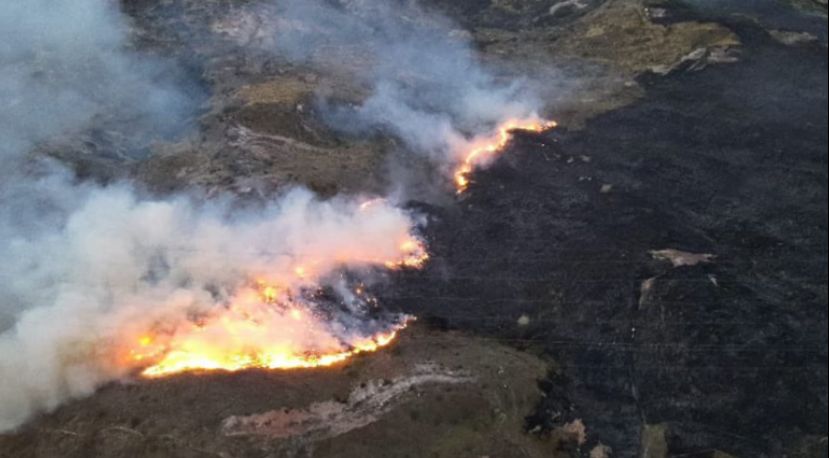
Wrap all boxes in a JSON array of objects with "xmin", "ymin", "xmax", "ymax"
[
  {"xmin": 2, "ymin": 0, "xmax": 827, "ymax": 457},
  {"xmin": 387, "ymin": 13, "xmax": 828, "ymax": 456}
]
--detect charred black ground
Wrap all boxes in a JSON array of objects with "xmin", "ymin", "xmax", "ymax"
[{"xmin": 386, "ymin": 5, "xmax": 828, "ymax": 457}]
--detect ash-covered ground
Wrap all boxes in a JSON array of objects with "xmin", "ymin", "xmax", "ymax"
[{"xmin": 2, "ymin": 0, "xmax": 827, "ymax": 457}]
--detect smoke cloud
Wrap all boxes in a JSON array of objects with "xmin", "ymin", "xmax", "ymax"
[
  {"xmin": 262, "ymin": 0, "xmax": 545, "ymax": 165},
  {"xmin": 0, "ymin": 0, "xmax": 195, "ymax": 161},
  {"xmin": 0, "ymin": 0, "xmax": 429, "ymax": 431},
  {"xmin": 0, "ymin": 182, "xmax": 421, "ymax": 431},
  {"xmin": 0, "ymin": 0, "xmax": 548, "ymax": 432},
  {"xmin": 0, "ymin": 0, "xmax": 194, "ymax": 429}
]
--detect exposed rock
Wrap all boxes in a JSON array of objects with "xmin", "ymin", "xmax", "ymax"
[
  {"xmin": 553, "ymin": 418, "xmax": 588, "ymax": 447},
  {"xmin": 650, "ymin": 46, "xmax": 740, "ymax": 75},
  {"xmin": 222, "ymin": 364, "xmax": 475, "ymax": 441},
  {"xmin": 769, "ymin": 29, "xmax": 820, "ymax": 45},
  {"xmin": 639, "ymin": 423, "xmax": 668, "ymax": 458},
  {"xmin": 589, "ymin": 443, "xmax": 613, "ymax": 458},
  {"xmin": 649, "ymin": 249, "xmax": 716, "ymax": 268},
  {"xmin": 639, "ymin": 276, "xmax": 657, "ymax": 308},
  {"xmin": 518, "ymin": 314, "xmax": 531, "ymax": 326},
  {"xmin": 549, "ymin": 0, "xmax": 590, "ymax": 18}
]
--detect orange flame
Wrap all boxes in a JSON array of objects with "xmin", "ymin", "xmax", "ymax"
[
  {"xmin": 125, "ymin": 207, "xmax": 427, "ymax": 378},
  {"xmin": 134, "ymin": 313, "xmax": 410, "ymax": 377},
  {"xmin": 360, "ymin": 198, "xmax": 429, "ymax": 269},
  {"xmin": 386, "ymin": 238, "xmax": 429, "ymax": 269},
  {"xmin": 453, "ymin": 117, "xmax": 557, "ymax": 192},
  {"xmin": 122, "ymin": 115, "xmax": 555, "ymax": 378},
  {"xmin": 129, "ymin": 280, "xmax": 415, "ymax": 377}
]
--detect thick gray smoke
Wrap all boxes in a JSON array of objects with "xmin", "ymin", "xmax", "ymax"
[
  {"xmin": 0, "ymin": 0, "xmax": 193, "ymax": 430},
  {"xmin": 0, "ymin": 0, "xmax": 196, "ymax": 328},
  {"xmin": 0, "ymin": 0, "xmax": 428, "ymax": 432},
  {"xmin": 0, "ymin": 0, "xmax": 194, "ymax": 161},
  {"xmin": 0, "ymin": 181, "xmax": 421, "ymax": 431},
  {"xmin": 267, "ymin": 0, "xmax": 545, "ymax": 163}
]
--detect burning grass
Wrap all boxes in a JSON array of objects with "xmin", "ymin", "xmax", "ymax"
[
  {"xmin": 127, "ymin": 115, "xmax": 557, "ymax": 379},
  {"xmin": 453, "ymin": 116, "xmax": 557, "ymax": 192},
  {"xmin": 118, "ymin": 198, "xmax": 427, "ymax": 378}
]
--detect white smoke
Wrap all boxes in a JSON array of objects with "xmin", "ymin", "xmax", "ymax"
[
  {"xmin": 0, "ymin": 0, "xmax": 198, "ymax": 333},
  {"xmin": 0, "ymin": 0, "xmax": 549, "ymax": 432},
  {"xmin": 0, "ymin": 0, "xmax": 421, "ymax": 431},
  {"xmin": 0, "ymin": 0, "xmax": 194, "ymax": 161},
  {"xmin": 0, "ymin": 181, "xmax": 421, "ymax": 431},
  {"xmin": 258, "ymin": 0, "xmax": 545, "ymax": 163}
]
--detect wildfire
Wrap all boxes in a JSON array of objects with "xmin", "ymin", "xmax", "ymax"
[
  {"xmin": 130, "ymin": 279, "xmax": 415, "ymax": 377},
  {"xmin": 453, "ymin": 117, "xmax": 557, "ymax": 192},
  {"xmin": 387, "ymin": 238, "xmax": 429, "ymax": 269},
  {"xmin": 124, "ymin": 198, "xmax": 427, "ymax": 378},
  {"xmin": 361, "ymin": 198, "xmax": 429, "ymax": 269},
  {"xmin": 135, "ymin": 312, "xmax": 409, "ymax": 377},
  {"xmin": 121, "ymin": 115, "xmax": 553, "ymax": 379}
]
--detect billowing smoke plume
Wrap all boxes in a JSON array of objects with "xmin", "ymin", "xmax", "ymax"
[
  {"xmin": 0, "ymin": 0, "xmax": 194, "ymax": 161},
  {"xmin": 259, "ymin": 0, "xmax": 546, "ymax": 165},
  {"xmin": 0, "ymin": 182, "xmax": 422, "ymax": 431},
  {"xmin": 0, "ymin": 0, "xmax": 197, "ymax": 430},
  {"xmin": 1, "ymin": 0, "xmax": 548, "ymax": 432},
  {"xmin": 0, "ymin": 0, "xmax": 198, "ymax": 333},
  {"xmin": 0, "ymin": 0, "xmax": 423, "ymax": 431}
]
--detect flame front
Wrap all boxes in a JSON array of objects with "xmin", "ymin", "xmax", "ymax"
[
  {"xmin": 122, "ymin": 198, "xmax": 427, "ymax": 378},
  {"xmin": 134, "ymin": 304, "xmax": 410, "ymax": 377},
  {"xmin": 120, "ymin": 116, "xmax": 553, "ymax": 378},
  {"xmin": 131, "ymin": 274, "xmax": 417, "ymax": 377},
  {"xmin": 453, "ymin": 117, "xmax": 557, "ymax": 192}
]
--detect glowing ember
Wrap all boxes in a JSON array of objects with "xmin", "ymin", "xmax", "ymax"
[{"xmin": 453, "ymin": 117, "xmax": 557, "ymax": 192}]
